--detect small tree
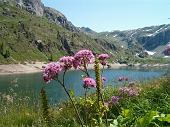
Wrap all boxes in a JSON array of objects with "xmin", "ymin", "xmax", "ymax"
[{"xmin": 4, "ymin": 49, "xmax": 10, "ymax": 58}]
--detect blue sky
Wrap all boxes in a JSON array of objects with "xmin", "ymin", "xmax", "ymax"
[{"xmin": 42, "ymin": 0, "xmax": 170, "ymax": 32}]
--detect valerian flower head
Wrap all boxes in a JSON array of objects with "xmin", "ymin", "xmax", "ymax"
[
  {"xmin": 102, "ymin": 76, "xmax": 107, "ymax": 85},
  {"xmin": 102, "ymin": 76, "xmax": 107, "ymax": 82},
  {"xmin": 59, "ymin": 56, "xmax": 75, "ymax": 70},
  {"xmin": 110, "ymin": 96, "xmax": 120, "ymax": 105},
  {"xmin": 83, "ymin": 77, "xmax": 96, "ymax": 88},
  {"xmin": 43, "ymin": 62, "xmax": 63, "ymax": 83},
  {"xmin": 73, "ymin": 49, "xmax": 94, "ymax": 69},
  {"xmin": 118, "ymin": 76, "xmax": 128, "ymax": 81},
  {"xmin": 98, "ymin": 54, "xmax": 110, "ymax": 65},
  {"xmin": 119, "ymin": 87, "xmax": 139, "ymax": 97}
]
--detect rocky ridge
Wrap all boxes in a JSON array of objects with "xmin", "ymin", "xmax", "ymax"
[
  {"xmin": 0, "ymin": 0, "xmax": 77, "ymax": 31},
  {"xmin": 98, "ymin": 24, "xmax": 170, "ymax": 56}
]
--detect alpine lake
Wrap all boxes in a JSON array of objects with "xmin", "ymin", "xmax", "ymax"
[{"xmin": 0, "ymin": 67, "xmax": 168, "ymax": 104}]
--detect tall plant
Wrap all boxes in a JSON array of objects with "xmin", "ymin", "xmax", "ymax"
[{"xmin": 42, "ymin": 49, "xmax": 110, "ymax": 127}]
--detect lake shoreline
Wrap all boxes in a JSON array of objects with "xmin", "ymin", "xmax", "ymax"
[{"xmin": 0, "ymin": 62, "xmax": 169, "ymax": 75}]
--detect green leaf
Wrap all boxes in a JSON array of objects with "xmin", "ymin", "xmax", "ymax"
[
  {"xmin": 136, "ymin": 111, "xmax": 158, "ymax": 127},
  {"xmin": 121, "ymin": 109, "xmax": 130, "ymax": 117},
  {"xmin": 158, "ymin": 114, "xmax": 170, "ymax": 123},
  {"xmin": 69, "ymin": 89, "xmax": 75, "ymax": 97}
]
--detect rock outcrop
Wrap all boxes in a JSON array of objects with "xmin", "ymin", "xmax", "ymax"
[
  {"xmin": 0, "ymin": 0, "xmax": 77, "ymax": 31},
  {"xmin": 44, "ymin": 7, "xmax": 77, "ymax": 31}
]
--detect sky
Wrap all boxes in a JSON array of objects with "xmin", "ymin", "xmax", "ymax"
[{"xmin": 42, "ymin": 0, "xmax": 170, "ymax": 32}]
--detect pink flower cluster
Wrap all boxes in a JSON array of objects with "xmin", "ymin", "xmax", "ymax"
[
  {"xmin": 110, "ymin": 96, "xmax": 120, "ymax": 105},
  {"xmin": 98, "ymin": 54, "xmax": 110, "ymax": 65},
  {"xmin": 73, "ymin": 49, "xmax": 94, "ymax": 69},
  {"xmin": 43, "ymin": 62, "xmax": 63, "ymax": 83},
  {"xmin": 43, "ymin": 49, "xmax": 95, "ymax": 83},
  {"xmin": 119, "ymin": 87, "xmax": 139, "ymax": 97},
  {"xmin": 83, "ymin": 77, "xmax": 96, "ymax": 88},
  {"xmin": 59, "ymin": 56, "xmax": 75, "ymax": 69},
  {"xmin": 164, "ymin": 44, "xmax": 170, "ymax": 56},
  {"xmin": 105, "ymin": 96, "xmax": 120, "ymax": 107},
  {"xmin": 118, "ymin": 76, "xmax": 128, "ymax": 81}
]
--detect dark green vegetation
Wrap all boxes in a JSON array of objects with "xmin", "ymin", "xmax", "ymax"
[{"xmin": 1, "ymin": 76, "xmax": 170, "ymax": 127}]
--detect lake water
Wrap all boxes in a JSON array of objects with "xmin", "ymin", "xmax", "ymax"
[{"xmin": 0, "ymin": 68, "xmax": 166, "ymax": 104}]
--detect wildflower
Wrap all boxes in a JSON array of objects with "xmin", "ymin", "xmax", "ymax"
[
  {"xmin": 43, "ymin": 62, "xmax": 63, "ymax": 83},
  {"xmin": 102, "ymin": 76, "xmax": 107, "ymax": 82},
  {"xmin": 83, "ymin": 77, "xmax": 96, "ymax": 88},
  {"xmin": 59, "ymin": 56, "xmax": 75, "ymax": 69},
  {"xmin": 3, "ymin": 94, "xmax": 13, "ymax": 103},
  {"xmin": 119, "ymin": 87, "xmax": 139, "ymax": 97},
  {"xmin": 104, "ymin": 102, "xmax": 109, "ymax": 108},
  {"xmin": 124, "ymin": 77, "xmax": 128, "ymax": 81},
  {"xmin": 110, "ymin": 96, "xmax": 120, "ymax": 105},
  {"xmin": 73, "ymin": 49, "xmax": 94, "ymax": 68},
  {"xmin": 98, "ymin": 54, "xmax": 110, "ymax": 65},
  {"xmin": 118, "ymin": 77, "xmax": 123, "ymax": 81},
  {"xmin": 118, "ymin": 76, "xmax": 128, "ymax": 81}
]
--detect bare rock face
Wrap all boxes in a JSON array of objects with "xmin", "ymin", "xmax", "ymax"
[
  {"xmin": 44, "ymin": 7, "xmax": 77, "ymax": 31},
  {"xmin": 17, "ymin": 0, "xmax": 77, "ymax": 31},
  {"xmin": 17, "ymin": 0, "xmax": 44, "ymax": 16},
  {"xmin": 0, "ymin": 0, "xmax": 44, "ymax": 16}
]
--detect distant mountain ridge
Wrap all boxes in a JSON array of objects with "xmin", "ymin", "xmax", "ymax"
[{"xmin": 98, "ymin": 24, "xmax": 170, "ymax": 56}]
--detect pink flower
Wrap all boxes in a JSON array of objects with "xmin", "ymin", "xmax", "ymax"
[
  {"xmin": 118, "ymin": 76, "xmax": 128, "ymax": 81},
  {"xmin": 118, "ymin": 77, "xmax": 123, "ymax": 81},
  {"xmin": 102, "ymin": 76, "xmax": 107, "ymax": 82},
  {"xmin": 43, "ymin": 62, "xmax": 63, "ymax": 83},
  {"xmin": 98, "ymin": 54, "xmax": 110, "ymax": 65},
  {"xmin": 119, "ymin": 87, "xmax": 139, "ymax": 97},
  {"xmin": 73, "ymin": 49, "xmax": 94, "ymax": 69},
  {"xmin": 83, "ymin": 77, "xmax": 96, "ymax": 88},
  {"xmin": 98, "ymin": 54, "xmax": 110, "ymax": 61},
  {"xmin": 124, "ymin": 77, "xmax": 128, "ymax": 81},
  {"xmin": 164, "ymin": 44, "xmax": 170, "ymax": 55},
  {"xmin": 111, "ymin": 96, "xmax": 120, "ymax": 104},
  {"xmin": 59, "ymin": 56, "xmax": 75, "ymax": 69}
]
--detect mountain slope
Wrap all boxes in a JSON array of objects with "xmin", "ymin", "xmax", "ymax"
[
  {"xmin": 98, "ymin": 24, "xmax": 170, "ymax": 56},
  {"xmin": 0, "ymin": 3, "xmax": 120, "ymax": 64},
  {"xmin": 0, "ymin": 0, "xmax": 78, "ymax": 31}
]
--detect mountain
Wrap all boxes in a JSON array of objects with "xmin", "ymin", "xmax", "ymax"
[
  {"xmin": 0, "ymin": 0, "xmax": 78, "ymax": 31},
  {"xmin": 1, "ymin": 0, "xmax": 169, "ymax": 65},
  {"xmin": 78, "ymin": 27, "xmax": 97, "ymax": 35},
  {"xmin": 0, "ymin": 1, "xmax": 123, "ymax": 64},
  {"xmin": 98, "ymin": 24, "xmax": 170, "ymax": 56}
]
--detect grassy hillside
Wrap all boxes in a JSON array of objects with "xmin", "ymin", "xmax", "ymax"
[{"xmin": 0, "ymin": 3, "xmax": 120, "ymax": 64}]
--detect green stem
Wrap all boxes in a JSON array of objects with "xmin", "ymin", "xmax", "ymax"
[
  {"xmin": 94, "ymin": 58, "xmax": 108, "ymax": 127},
  {"xmin": 84, "ymin": 88, "xmax": 88, "ymax": 127},
  {"xmin": 55, "ymin": 75, "xmax": 84, "ymax": 127}
]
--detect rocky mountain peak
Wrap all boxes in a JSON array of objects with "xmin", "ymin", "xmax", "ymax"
[
  {"xmin": 0, "ymin": 0, "xmax": 44, "ymax": 16},
  {"xmin": 0, "ymin": 0, "xmax": 77, "ymax": 31},
  {"xmin": 20, "ymin": 0, "xmax": 44, "ymax": 16}
]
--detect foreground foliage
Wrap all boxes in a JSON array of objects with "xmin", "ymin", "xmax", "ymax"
[{"xmin": 0, "ymin": 76, "xmax": 170, "ymax": 127}]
